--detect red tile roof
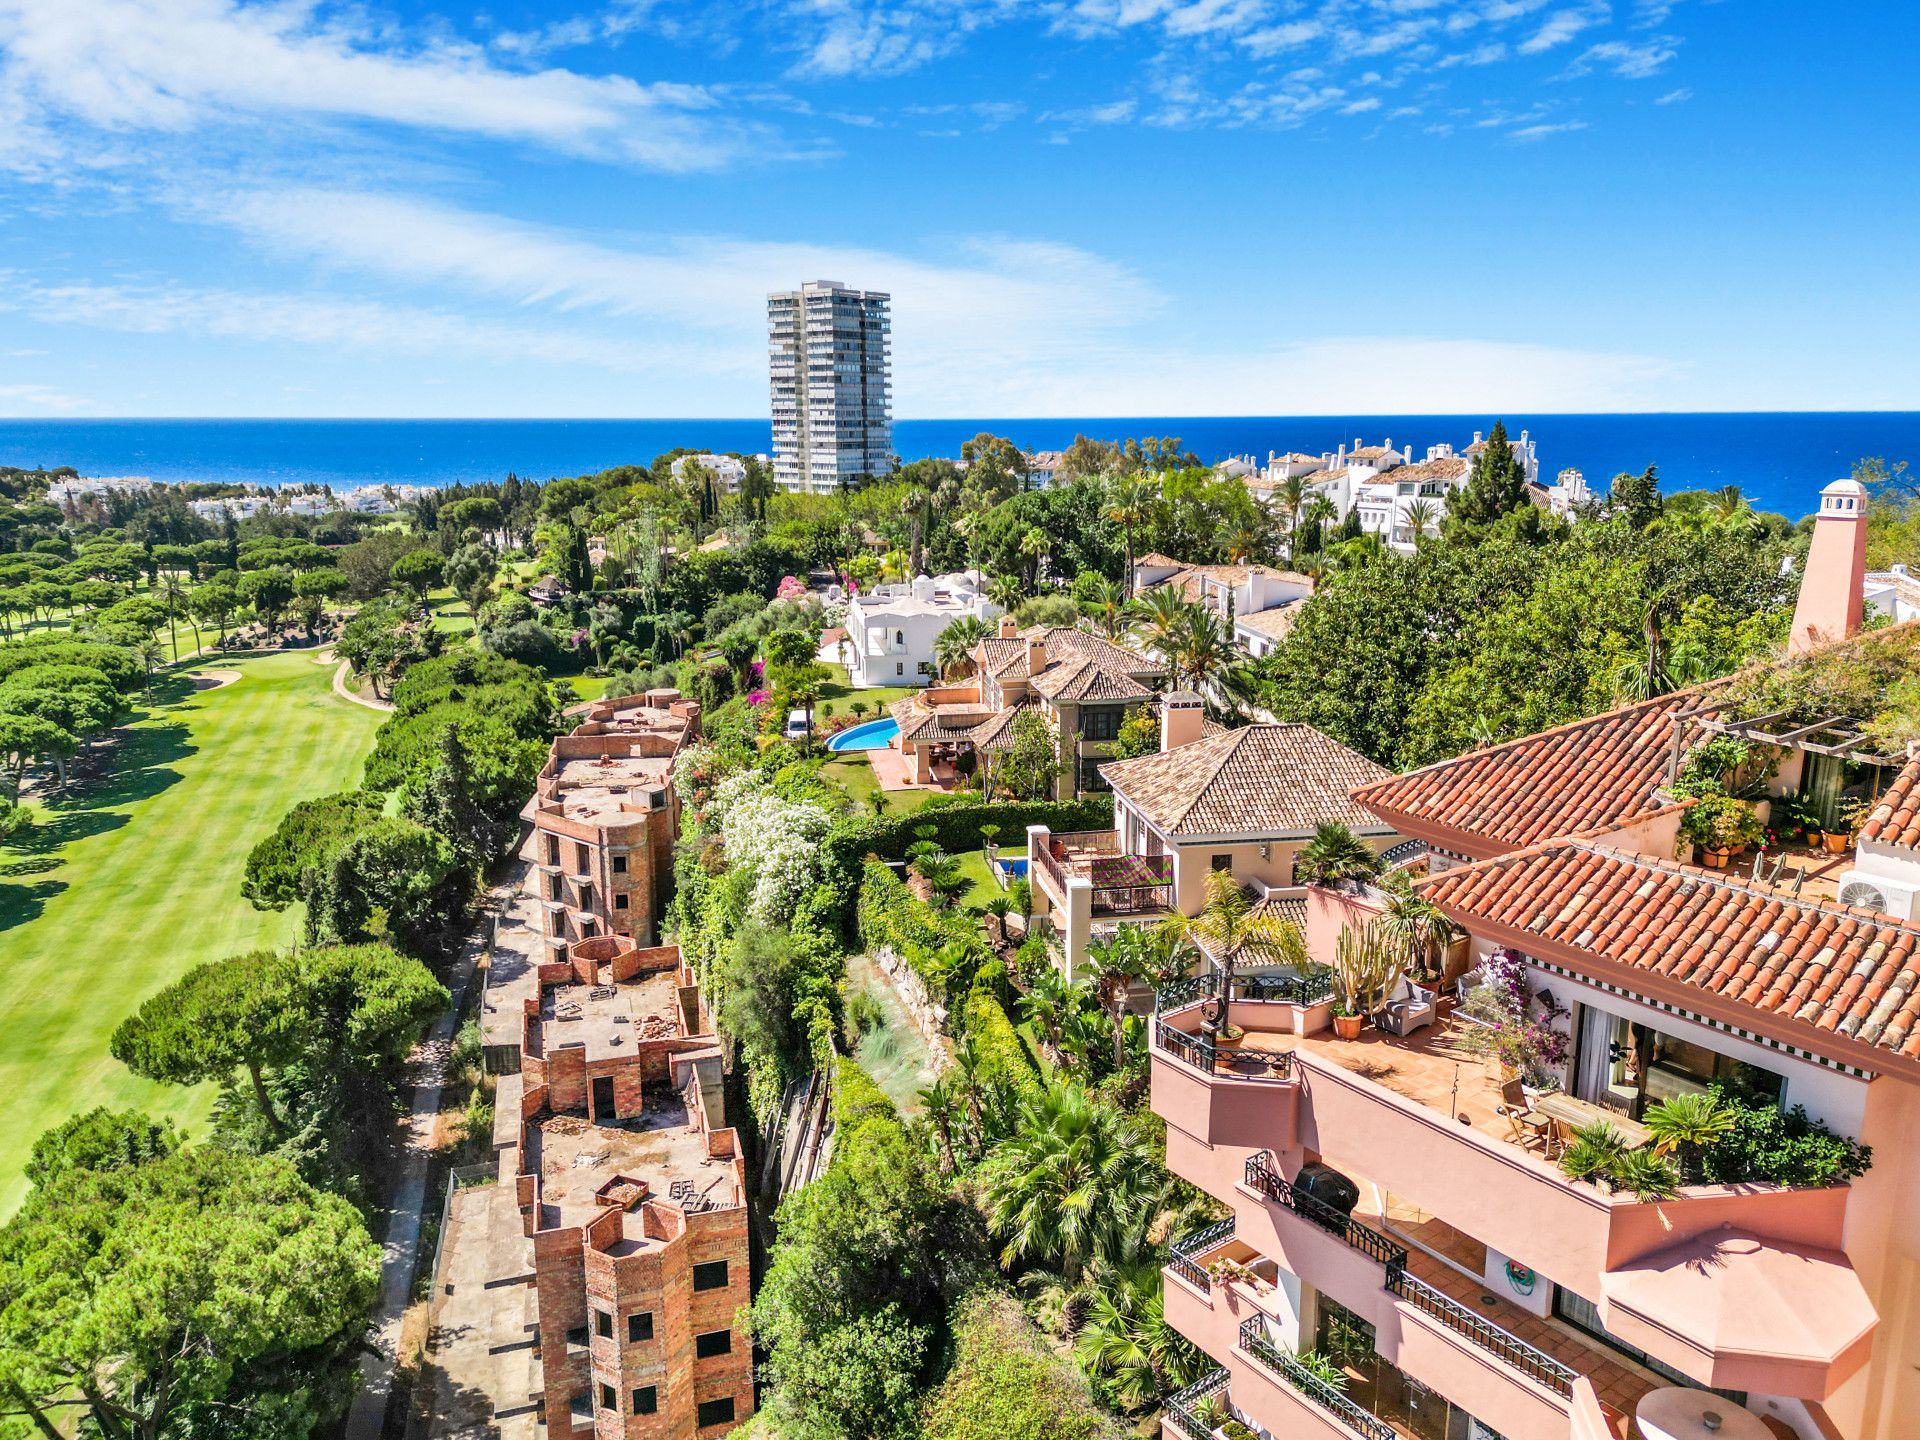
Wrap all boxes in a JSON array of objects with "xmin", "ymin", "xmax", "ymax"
[
  {"xmin": 1100, "ymin": 723, "xmax": 1392, "ymax": 837},
  {"xmin": 1421, "ymin": 840, "xmax": 1920, "ymax": 1065},
  {"xmin": 1859, "ymin": 754, "xmax": 1920, "ymax": 849},
  {"xmin": 1351, "ymin": 691, "xmax": 1707, "ymax": 857}
]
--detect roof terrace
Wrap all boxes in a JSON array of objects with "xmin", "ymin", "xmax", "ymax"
[
  {"xmin": 525, "ymin": 1086, "xmax": 740, "ymax": 1231},
  {"xmin": 528, "ymin": 965, "xmax": 688, "ymax": 1063}
]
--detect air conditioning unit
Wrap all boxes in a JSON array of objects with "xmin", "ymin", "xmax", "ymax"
[{"xmin": 1836, "ymin": 870, "xmax": 1920, "ymax": 920}]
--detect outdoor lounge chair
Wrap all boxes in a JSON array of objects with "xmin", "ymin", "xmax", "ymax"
[{"xmin": 1376, "ymin": 978, "xmax": 1438, "ymax": 1036}]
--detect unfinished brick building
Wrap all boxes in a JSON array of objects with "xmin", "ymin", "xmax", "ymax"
[
  {"xmin": 528, "ymin": 691, "xmax": 701, "ymax": 961},
  {"xmin": 510, "ymin": 935, "xmax": 752, "ymax": 1439}
]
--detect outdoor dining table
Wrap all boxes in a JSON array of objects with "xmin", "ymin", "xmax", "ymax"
[{"xmin": 1533, "ymin": 1092, "xmax": 1654, "ymax": 1150}]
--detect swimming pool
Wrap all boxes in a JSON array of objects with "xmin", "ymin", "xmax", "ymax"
[{"xmin": 827, "ymin": 717, "xmax": 900, "ymax": 752}]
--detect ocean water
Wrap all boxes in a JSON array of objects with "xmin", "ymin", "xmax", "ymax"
[{"xmin": 3, "ymin": 413, "xmax": 1917, "ymax": 520}]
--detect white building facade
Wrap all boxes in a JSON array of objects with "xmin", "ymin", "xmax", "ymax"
[
  {"xmin": 843, "ymin": 573, "xmax": 1000, "ymax": 688},
  {"xmin": 768, "ymin": 280, "xmax": 892, "ymax": 495}
]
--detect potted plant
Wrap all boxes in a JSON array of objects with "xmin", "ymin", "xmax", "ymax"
[
  {"xmin": 1330, "ymin": 995, "xmax": 1363, "ymax": 1041},
  {"xmin": 1332, "ymin": 921, "xmax": 1406, "ymax": 1040},
  {"xmin": 1680, "ymin": 794, "xmax": 1763, "ymax": 866},
  {"xmin": 1831, "ymin": 795, "xmax": 1872, "ymax": 853}
]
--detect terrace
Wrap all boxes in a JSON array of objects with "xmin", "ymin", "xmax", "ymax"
[
  {"xmin": 1151, "ymin": 985, "xmax": 1867, "ymax": 1392},
  {"xmin": 523, "ymin": 1086, "xmax": 741, "ymax": 1232},
  {"xmin": 1032, "ymin": 829, "xmax": 1175, "ymax": 915}
]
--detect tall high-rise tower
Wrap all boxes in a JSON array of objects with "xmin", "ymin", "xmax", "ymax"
[{"xmin": 768, "ymin": 280, "xmax": 892, "ymax": 493}]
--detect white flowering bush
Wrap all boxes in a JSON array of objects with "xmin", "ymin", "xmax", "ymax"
[{"xmin": 710, "ymin": 773, "xmax": 832, "ymax": 923}]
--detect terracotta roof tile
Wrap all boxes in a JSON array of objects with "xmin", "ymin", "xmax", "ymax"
[
  {"xmin": 1392, "ymin": 456, "xmax": 1469, "ymax": 485},
  {"xmin": 1352, "ymin": 691, "xmax": 1706, "ymax": 856},
  {"xmin": 1099, "ymin": 723, "xmax": 1391, "ymax": 837},
  {"xmin": 1030, "ymin": 655, "xmax": 1154, "ymax": 702},
  {"xmin": 1234, "ymin": 603, "xmax": 1304, "ymax": 640},
  {"xmin": 1420, "ymin": 840, "xmax": 1920, "ymax": 1064},
  {"xmin": 1860, "ymin": 754, "xmax": 1920, "ymax": 849},
  {"xmin": 1030, "ymin": 626, "xmax": 1162, "ymax": 677},
  {"xmin": 969, "ymin": 699, "xmax": 1039, "ymax": 751}
]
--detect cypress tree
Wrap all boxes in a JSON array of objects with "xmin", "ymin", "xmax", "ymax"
[{"xmin": 1449, "ymin": 419, "xmax": 1529, "ymax": 525}]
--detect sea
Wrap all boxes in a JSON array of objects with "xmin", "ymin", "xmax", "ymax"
[{"xmin": 4, "ymin": 413, "xmax": 1918, "ymax": 521}]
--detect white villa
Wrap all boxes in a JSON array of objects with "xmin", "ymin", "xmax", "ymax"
[
  {"xmin": 670, "ymin": 453, "xmax": 751, "ymax": 492},
  {"xmin": 842, "ymin": 571, "xmax": 1001, "ymax": 688},
  {"xmin": 1130, "ymin": 555, "xmax": 1316, "ymax": 657}
]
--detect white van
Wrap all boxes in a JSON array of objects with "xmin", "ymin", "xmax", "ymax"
[{"xmin": 784, "ymin": 709, "xmax": 810, "ymax": 740}]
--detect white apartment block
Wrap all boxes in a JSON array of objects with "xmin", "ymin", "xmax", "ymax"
[
  {"xmin": 46, "ymin": 476, "xmax": 155, "ymax": 504},
  {"xmin": 670, "ymin": 453, "xmax": 749, "ymax": 492},
  {"xmin": 844, "ymin": 572, "xmax": 1000, "ymax": 688},
  {"xmin": 768, "ymin": 280, "xmax": 892, "ymax": 494}
]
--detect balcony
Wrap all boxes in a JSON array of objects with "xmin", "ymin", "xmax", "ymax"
[
  {"xmin": 1031, "ymin": 829, "xmax": 1174, "ymax": 915},
  {"xmin": 1165, "ymin": 1203, "xmax": 1647, "ymax": 1440}
]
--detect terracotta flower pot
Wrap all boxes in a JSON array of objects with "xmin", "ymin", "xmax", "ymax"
[
  {"xmin": 1822, "ymin": 830, "xmax": 1851, "ymax": 854},
  {"xmin": 1701, "ymin": 847, "xmax": 1731, "ymax": 869},
  {"xmin": 1333, "ymin": 1014, "xmax": 1364, "ymax": 1040}
]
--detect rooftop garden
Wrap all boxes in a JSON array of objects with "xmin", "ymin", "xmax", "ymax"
[{"xmin": 1716, "ymin": 624, "xmax": 1920, "ymax": 760}]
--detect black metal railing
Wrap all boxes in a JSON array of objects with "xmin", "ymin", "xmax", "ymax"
[
  {"xmin": 1243, "ymin": 1153, "xmax": 1408, "ymax": 1268},
  {"xmin": 1155, "ymin": 965, "xmax": 1337, "ymax": 1014},
  {"xmin": 1237, "ymin": 1319, "xmax": 1395, "ymax": 1440},
  {"xmin": 1152, "ymin": 1019, "xmax": 1295, "ymax": 1079},
  {"xmin": 1241, "ymin": 1155, "xmax": 1575, "ymax": 1397},
  {"xmin": 1163, "ymin": 1368, "xmax": 1229, "ymax": 1440},
  {"xmin": 1091, "ymin": 881, "xmax": 1174, "ymax": 915},
  {"xmin": 1167, "ymin": 1218, "xmax": 1236, "ymax": 1292},
  {"xmin": 1386, "ymin": 1268, "xmax": 1576, "ymax": 1398}
]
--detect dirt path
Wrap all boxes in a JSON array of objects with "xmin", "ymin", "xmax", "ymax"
[
  {"xmin": 334, "ymin": 658, "xmax": 396, "ymax": 712},
  {"xmin": 344, "ymin": 866, "xmax": 524, "ymax": 1440}
]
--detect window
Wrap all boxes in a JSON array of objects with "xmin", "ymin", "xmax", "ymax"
[
  {"xmin": 896, "ymin": 662, "xmax": 904, "ymax": 676},
  {"xmin": 695, "ymin": 1329, "xmax": 732, "ymax": 1358},
  {"xmin": 917, "ymin": 660, "xmax": 933, "ymax": 675},
  {"xmin": 895, "ymin": 629, "xmax": 905, "ymax": 646},
  {"xmin": 594, "ymin": 1309, "xmax": 613, "ymax": 1339},
  {"xmin": 697, "ymin": 1398, "xmax": 736, "ymax": 1429},
  {"xmin": 632, "ymin": 1386, "xmax": 658, "ymax": 1415},
  {"xmin": 1210, "ymin": 853, "xmax": 1234, "ymax": 873},
  {"xmin": 692, "ymin": 1259, "xmax": 730, "ymax": 1291},
  {"xmin": 614, "ymin": 893, "xmax": 629, "ymax": 910},
  {"xmin": 627, "ymin": 1311, "xmax": 654, "ymax": 1343},
  {"xmin": 1080, "ymin": 708, "xmax": 1117, "ymax": 742},
  {"xmin": 599, "ymin": 1383, "xmax": 617, "ymax": 1411},
  {"xmin": 546, "ymin": 836, "xmax": 560, "ymax": 865},
  {"xmin": 565, "ymin": 1324, "xmax": 589, "ymax": 1349},
  {"xmin": 612, "ymin": 855, "xmax": 628, "ymax": 874}
]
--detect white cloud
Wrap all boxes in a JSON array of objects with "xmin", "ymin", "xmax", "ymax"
[
  {"xmin": 1509, "ymin": 119, "xmax": 1589, "ymax": 139},
  {"xmin": 1654, "ymin": 85, "xmax": 1691, "ymax": 103},
  {"xmin": 1519, "ymin": 3, "xmax": 1610, "ymax": 54},
  {"xmin": 1564, "ymin": 35, "xmax": 1677, "ymax": 77},
  {"xmin": 0, "ymin": 0, "xmax": 741, "ymax": 170},
  {"xmin": 0, "ymin": 380, "xmax": 88, "ymax": 412},
  {"xmin": 1341, "ymin": 97, "xmax": 1382, "ymax": 114}
]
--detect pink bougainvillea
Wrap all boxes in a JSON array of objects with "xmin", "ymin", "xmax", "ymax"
[
  {"xmin": 747, "ymin": 689, "xmax": 770, "ymax": 707},
  {"xmin": 776, "ymin": 575, "xmax": 808, "ymax": 601}
]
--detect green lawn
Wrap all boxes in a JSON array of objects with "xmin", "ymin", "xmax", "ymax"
[
  {"xmin": 0, "ymin": 651, "xmax": 384, "ymax": 1212},
  {"xmin": 426, "ymin": 588, "xmax": 475, "ymax": 635},
  {"xmin": 954, "ymin": 847, "xmax": 1023, "ymax": 910},
  {"xmin": 560, "ymin": 674, "xmax": 613, "ymax": 702},
  {"xmin": 818, "ymin": 661, "xmax": 917, "ymax": 713},
  {"xmin": 821, "ymin": 756, "xmax": 926, "ymax": 819}
]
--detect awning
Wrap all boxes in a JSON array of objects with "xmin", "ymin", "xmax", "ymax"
[{"xmin": 1598, "ymin": 1225, "xmax": 1876, "ymax": 1400}]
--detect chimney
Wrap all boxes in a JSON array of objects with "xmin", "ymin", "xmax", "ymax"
[
  {"xmin": 1161, "ymin": 691, "xmax": 1205, "ymax": 752},
  {"xmin": 1028, "ymin": 631, "xmax": 1049, "ymax": 677},
  {"xmin": 1473, "ymin": 430, "xmax": 1483, "ymax": 445},
  {"xmin": 998, "ymin": 613, "xmax": 1018, "ymax": 639},
  {"xmin": 1789, "ymin": 479, "xmax": 1870, "ymax": 654}
]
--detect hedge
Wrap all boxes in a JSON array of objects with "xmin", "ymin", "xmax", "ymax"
[
  {"xmin": 856, "ymin": 860, "xmax": 987, "ymax": 999},
  {"xmin": 821, "ymin": 795, "xmax": 1114, "ymax": 929},
  {"xmin": 958, "ymin": 992, "xmax": 1042, "ymax": 1103}
]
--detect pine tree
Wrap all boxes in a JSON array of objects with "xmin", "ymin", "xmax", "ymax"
[
  {"xmin": 1448, "ymin": 418, "xmax": 1529, "ymax": 525},
  {"xmin": 1608, "ymin": 464, "xmax": 1663, "ymax": 529}
]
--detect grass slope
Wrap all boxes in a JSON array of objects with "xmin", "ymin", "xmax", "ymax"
[{"xmin": 0, "ymin": 650, "xmax": 383, "ymax": 1212}]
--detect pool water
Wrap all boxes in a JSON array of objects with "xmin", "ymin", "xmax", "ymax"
[{"xmin": 827, "ymin": 717, "xmax": 900, "ymax": 752}]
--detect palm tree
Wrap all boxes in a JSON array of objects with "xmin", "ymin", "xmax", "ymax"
[
  {"xmin": 917, "ymin": 1075, "xmax": 961, "ymax": 1175},
  {"xmin": 987, "ymin": 574, "xmax": 1025, "ymax": 612},
  {"xmin": 1087, "ymin": 926, "xmax": 1161, "ymax": 1070},
  {"xmin": 1162, "ymin": 605, "xmax": 1238, "ymax": 699},
  {"xmin": 1642, "ymin": 1092, "xmax": 1735, "ymax": 1183},
  {"xmin": 1020, "ymin": 967, "xmax": 1082, "ymax": 1057},
  {"xmin": 1075, "ymin": 1264, "xmax": 1209, "ymax": 1412},
  {"xmin": 154, "ymin": 570, "xmax": 187, "ymax": 661},
  {"xmin": 1706, "ymin": 484, "xmax": 1759, "ymax": 533},
  {"xmin": 981, "ymin": 1080, "xmax": 1161, "ymax": 1282},
  {"xmin": 1402, "ymin": 498, "xmax": 1439, "ymax": 548},
  {"xmin": 1275, "ymin": 474, "xmax": 1310, "ymax": 557},
  {"xmin": 1161, "ymin": 869, "xmax": 1307, "ymax": 1043},
  {"xmin": 1019, "ymin": 526, "xmax": 1049, "ymax": 590},
  {"xmin": 1376, "ymin": 868, "xmax": 1455, "ymax": 978},
  {"xmin": 932, "ymin": 614, "xmax": 990, "ymax": 679},
  {"xmin": 1296, "ymin": 493, "xmax": 1338, "ymax": 555},
  {"xmin": 1125, "ymin": 586, "xmax": 1192, "ymax": 660},
  {"xmin": 1085, "ymin": 577, "xmax": 1128, "ymax": 638},
  {"xmin": 1104, "ymin": 472, "xmax": 1158, "ymax": 585},
  {"xmin": 1297, "ymin": 821, "xmax": 1380, "ymax": 886}
]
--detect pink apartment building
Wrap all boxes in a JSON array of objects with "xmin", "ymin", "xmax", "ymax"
[{"xmin": 1150, "ymin": 482, "xmax": 1920, "ymax": 1440}]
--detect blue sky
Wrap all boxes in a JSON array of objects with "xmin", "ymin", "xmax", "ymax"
[{"xmin": 0, "ymin": 0, "xmax": 1913, "ymax": 418}]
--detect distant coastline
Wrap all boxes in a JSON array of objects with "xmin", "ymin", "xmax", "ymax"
[{"xmin": 4, "ymin": 412, "xmax": 1917, "ymax": 520}]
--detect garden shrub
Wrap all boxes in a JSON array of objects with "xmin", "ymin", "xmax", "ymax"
[
  {"xmin": 920, "ymin": 1290, "xmax": 1123, "ymax": 1440},
  {"xmin": 958, "ymin": 993, "xmax": 1042, "ymax": 1103},
  {"xmin": 1698, "ymin": 1085, "xmax": 1871, "ymax": 1188}
]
